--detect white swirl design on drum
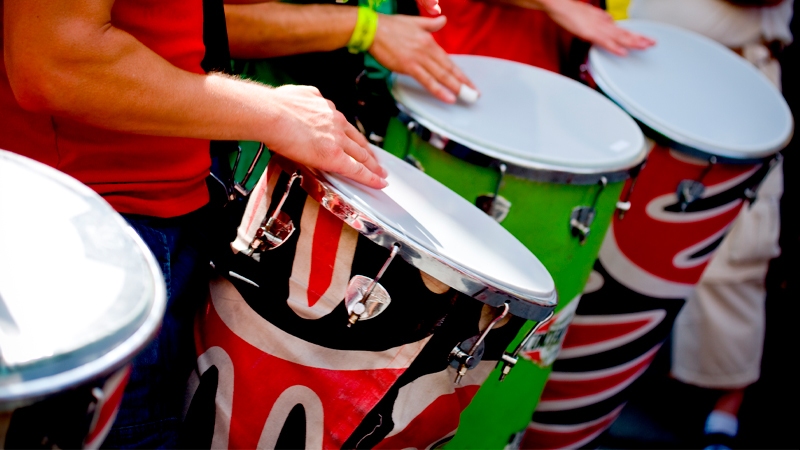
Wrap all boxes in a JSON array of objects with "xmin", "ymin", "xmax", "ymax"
[
  {"xmin": 672, "ymin": 227, "xmax": 729, "ymax": 269},
  {"xmin": 384, "ymin": 362, "xmax": 495, "ymax": 440},
  {"xmin": 557, "ymin": 309, "xmax": 666, "ymax": 360},
  {"xmin": 287, "ymin": 196, "xmax": 358, "ymax": 320},
  {"xmin": 196, "ymin": 346, "xmax": 234, "ymax": 450},
  {"xmin": 644, "ymin": 167, "xmax": 757, "ymax": 224},
  {"xmin": 536, "ymin": 345, "xmax": 661, "ymax": 412},
  {"xmin": 525, "ymin": 404, "xmax": 626, "ymax": 450},
  {"xmin": 209, "ymin": 276, "xmax": 431, "ymax": 370},
  {"xmin": 257, "ymin": 385, "xmax": 324, "ymax": 450},
  {"xmin": 598, "ymin": 223, "xmax": 695, "ymax": 299}
]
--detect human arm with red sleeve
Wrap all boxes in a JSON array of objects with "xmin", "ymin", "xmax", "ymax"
[
  {"xmin": 2, "ymin": 0, "xmax": 387, "ymax": 189},
  {"xmin": 477, "ymin": 0, "xmax": 656, "ymax": 55}
]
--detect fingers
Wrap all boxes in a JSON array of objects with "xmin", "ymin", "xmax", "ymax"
[
  {"xmin": 620, "ymin": 30, "xmax": 656, "ymax": 49},
  {"xmin": 334, "ymin": 138, "xmax": 388, "ymax": 189},
  {"xmin": 411, "ymin": 64, "xmax": 456, "ymax": 103},
  {"xmin": 417, "ymin": 0, "xmax": 442, "ymax": 16},
  {"xmin": 341, "ymin": 119, "xmax": 388, "ymax": 178},
  {"xmin": 422, "ymin": 55, "xmax": 465, "ymax": 100},
  {"xmin": 419, "ymin": 15, "xmax": 447, "ymax": 33}
]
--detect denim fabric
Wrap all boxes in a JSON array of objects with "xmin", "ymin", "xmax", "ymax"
[{"xmin": 102, "ymin": 208, "xmax": 211, "ymax": 449}]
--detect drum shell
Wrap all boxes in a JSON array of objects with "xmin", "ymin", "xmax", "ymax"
[
  {"xmin": 603, "ymin": 140, "xmax": 764, "ymax": 296},
  {"xmin": 185, "ymin": 166, "xmax": 528, "ymax": 449},
  {"xmin": 0, "ymin": 351, "xmax": 131, "ymax": 450},
  {"xmin": 384, "ymin": 117, "xmax": 625, "ymax": 448}
]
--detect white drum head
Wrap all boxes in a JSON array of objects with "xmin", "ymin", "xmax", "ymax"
[
  {"xmin": 321, "ymin": 145, "xmax": 556, "ymax": 312},
  {"xmin": 0, "ymin": 150, "xmax": 165, "ymax": 403},
  {"xmin": 392, "ymin": 55, "xmax": 646, "ymax": 175},
  {"xmin": 589, "ymin": 20, "xmax": 793, "ymax": 160}
]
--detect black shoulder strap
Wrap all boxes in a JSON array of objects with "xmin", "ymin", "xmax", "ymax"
[{"xmin": 201, "ymin": 0, "xmax": 233, "ymax": 74}]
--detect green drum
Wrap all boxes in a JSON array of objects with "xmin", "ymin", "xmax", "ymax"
[{"xmin": 384, "ymin": 55, "xmax": 647, "ymax": 448}]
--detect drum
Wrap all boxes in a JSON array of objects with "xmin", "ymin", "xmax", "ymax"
[
  {"xmin": 0, "ymin": 150, "xmax": 166, "ymax": 448},
  {"xmin": 383, "ymin": 54, "xmax": 647, "ymax": 448},
  {"xmin": 523, "ymin": 20, "xmax": 793, "ymax": 449},
  {"xmin": 181, "ymin": 146, "xmax": 557, "ymax": 449}
]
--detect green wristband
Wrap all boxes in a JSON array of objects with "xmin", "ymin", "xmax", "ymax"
[{"xmin": 347, "ymin": 6, "xmax": 379, "ymax": 54}]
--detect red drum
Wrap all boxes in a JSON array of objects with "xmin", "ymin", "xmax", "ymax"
[
  {"xmin": 601, "ymin": 144, "xmax": 774, "ymax": 297},
  {"xmin": 0, "ymin": 150, "xmax": 166, "ymax": 449},
  {"xmin": 522, "ymin": 20, "xmax": 792, "ymax": 449},
  {"xmin": 183, "ymin": 147, "xmax": 557, "ymax": 448}
]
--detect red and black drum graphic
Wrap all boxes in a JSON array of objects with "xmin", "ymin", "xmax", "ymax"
[
  {"xmin": 521, "ymin": 17, "xmax": 792, "ymax": 448},
  {"xmin": 182, "ymin": 161, "xmax": 542, "ymax": 449}
]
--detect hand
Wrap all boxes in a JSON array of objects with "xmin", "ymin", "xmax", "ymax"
[
  {"xmin": 370, "ymin": 14, "xmax": 477, "ymax": 103},
  {"xmin": 416, "ymin": 0, "xmax": 442, "ymax": 15},
  {"xmin": 545, "ymin": 0, "xmax": 655, "ymax": 56},
  {"xmin": 265, "ymin": 85, "xmax": 388, "ymax": 189}
]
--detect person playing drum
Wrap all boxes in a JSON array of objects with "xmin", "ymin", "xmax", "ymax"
[{"xmin": 0, "ymin": 0, "xmax": 397, "ymax": 446}]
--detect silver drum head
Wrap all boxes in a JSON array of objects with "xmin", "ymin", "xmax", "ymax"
[
  {"xmin": 589, "ymin": 20, "xmax": 793, "ymax": 160},
  {"xmin": 0, "ymin": 149, "xmax": 166, "ymax": 407},
  {"xmin": 392, "ymin": 54, "xmax": 646, "ymax": 176},
  {"xmin": 273, "ymin": 146, "xmax": 557, "ymax": 321}
]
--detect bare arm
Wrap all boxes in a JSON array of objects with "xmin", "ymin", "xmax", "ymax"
[
  {"xmin": 225, "ymin": 2, "xmax": 474, "ymax": 103},
  {"xmin": 3, "ymin": 0, "xmax": 387, "ymax": 188},
  {"xmin": 477, "ymin": 0, "xmax": 656, "ymax": 56}
]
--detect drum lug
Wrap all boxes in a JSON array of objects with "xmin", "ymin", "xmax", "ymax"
[
  {"xmin": 616, "ymin": 201, "xmax": 632, "ymax": 214},
  {"xmin": 476, "ymin": 194, "xmax": 511, "ymax": 223},
  {"xmin": 476, "ymin": 163, "xmax": 510, "ymax": 222},
  {"xmin": 676, "ymin": 179, "xmax": 706, "ymax": 211},
  {"xmin": 570, "ymin": 177, "xmax": 607, "ymax": 245},
  {"xmin": 498, "ymin": 310, "xmax": 554, "ymax": 382},
  {"xmin": 451, "ymin": 302, "xmax": 510, "ymax": 384},
  {"xmin": 245, "ymin": 172, "xmax": 301, "ymax": 257},
  {"xmin": 348, "ymin": 243, "xmax": 401, "ymax": 327},
  {"xmin": 231, "ymin": 142, "xmax": 267, "ymax": 200},
  {"xmin": 570, "ymin": 206, "xmax": 596, "ymax": 244},
  {"xmin": 403, "ymin": 154, "xmax": 425, "ymax": 171},
  {"xmin": 449, "ymin": 345, "xmax": 479, "ymax": 371},
  {"xmin": 676, "ymin": 156, "xmax": 716, "ymax": 212},
  {"xmin": 344, "ymin": 275, "xmax": 392, "ymax": 322}
]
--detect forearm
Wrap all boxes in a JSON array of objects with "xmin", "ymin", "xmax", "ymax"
[
  {"xmin": 226, "ymin": 3, "xmax": 358, "ymax": 59},
  {"xmin": 4, "ymin": 10, "xmax": 286, "ymax": 145}
]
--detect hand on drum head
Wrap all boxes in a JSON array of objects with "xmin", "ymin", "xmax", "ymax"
[
  {"xmin": 371, "ymin": 15, "xmax": 477, "ymax": 104},
  {"xmin": 546, "ymin": 0, "xmax": 656, "ymax": 56},
  {"xmin": 265, "ymin": 85, "xmax": 388, "ymax": 189}
]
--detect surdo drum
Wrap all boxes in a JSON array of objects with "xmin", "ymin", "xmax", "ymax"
[
  {"xmin": 0, "ymin": 150, "xmax": 166, "ymax": 449},
  {"xmin": 383, "ymin": 54, "xmax": 647, "ymax": 448},
  {"xmin": 183, "ymin": 146, "xmax": 557, "ymax": 449},
  {"xmin": 522, "ymin": 20, "xmax": 793, "ymax": 449}
]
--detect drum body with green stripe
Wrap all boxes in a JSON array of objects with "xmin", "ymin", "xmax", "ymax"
[{"xmin": 383, "ymin": 55, "xmax": 647, "ymax": 449}]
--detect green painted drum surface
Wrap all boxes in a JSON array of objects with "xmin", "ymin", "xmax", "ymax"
[{"xmin": 384, "ymin": 117, "xmax": 624, "ymax": 448}]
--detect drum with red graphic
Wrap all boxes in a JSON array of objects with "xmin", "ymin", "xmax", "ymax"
[
  {"xmin": 182, "ymin": 146, "xmax": 557, "ymax": 449},
  {"xmin": 521, "ymin": 20, "xmax": 792, "ymax": 449},
  {"xmin": 0, "ymin": 150, "xmax": 166, "ymax": 449}
]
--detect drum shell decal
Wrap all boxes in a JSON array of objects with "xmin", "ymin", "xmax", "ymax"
[
  {"xmin": 604, "ymin": 143, "xmax": 761, "ymax": 297},
  {"xmin": 185, "ymin": 164, "xmax": 526, "ymax": 449}
]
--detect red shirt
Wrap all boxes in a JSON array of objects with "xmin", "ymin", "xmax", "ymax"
[
  {"xmin": 0, "ymin": 0, "xmax": 210, "ymax": 218},
  {"xmin": 432, "ymin": 0, "xmax": 583, "ymax": 73}
]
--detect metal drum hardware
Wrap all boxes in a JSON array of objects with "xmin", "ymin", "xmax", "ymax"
[{"xmin": 570, "ymin": 176, "xmax": 608, "ymax": 244}]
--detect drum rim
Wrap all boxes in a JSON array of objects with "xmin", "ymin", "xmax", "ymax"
[
  {"xmin": 0, "ymin": 150, "xmax": 167, "ymax": 407},
  {"xmin": 391, "ymin": 55, "xmax": 649, "ymax": 184},
  {"xmin": 272, "ymin": 154, "xmax": 558, "ymax": 322},
  {"xmin": 588, "ymin": 19, "xmax": 794, "ymax": 161},
  {"xmin": 396, "ymin": 105, "xmax": 647, "ymax": 185}
]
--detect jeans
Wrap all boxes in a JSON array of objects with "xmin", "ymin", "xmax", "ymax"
[{"xmin": 102, "ymin": 207, "xmax": 211, "ymax": 449}]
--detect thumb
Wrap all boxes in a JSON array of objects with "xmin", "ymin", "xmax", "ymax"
[{"xmin": 417, "ymin": 15, "xmax": 447, "ymax": 33}]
